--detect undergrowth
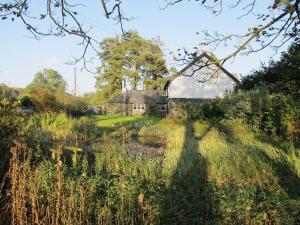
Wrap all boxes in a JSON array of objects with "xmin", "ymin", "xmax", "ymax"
[{"xmin": 1, "ymin": 115, "xmax": 300, "ymax": 224}]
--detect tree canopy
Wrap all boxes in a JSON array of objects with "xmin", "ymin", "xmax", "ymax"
[
  {"xmin": 27, "ymin": 68, "xmax": 67, "ymax": 93},
  {"xmin": 237, "ymin": 41, "xmax": 300, "ymax": 98},
  {"xmin": 96, "ymin": 32, "xmax": 168, "ymax": 102}
]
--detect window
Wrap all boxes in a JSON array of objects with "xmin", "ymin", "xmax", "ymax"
[
  {"xmin": 160, "ymin": 104, "xmax": 167, "ymax": 111},
  {"xmin": 133, "ymin": 104, "xmax": 145, "ymax": 110}
]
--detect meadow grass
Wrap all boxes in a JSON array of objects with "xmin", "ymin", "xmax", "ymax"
[
  {"xmin": 3, "ymin": 114, "xmax": 300, "ymax": 224},
  {"xmin": 89, "ymin": 115, "xmax": 160, "ymax": 127}
]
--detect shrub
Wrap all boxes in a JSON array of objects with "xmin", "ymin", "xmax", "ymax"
[
  {"xmin": 221, "ymin": 89, "xmax": 297, "ymax": 138},
  {"xmin": 0, "ymin": 99, "xmax": 24, "ymax": 151},
  {"xmin": 19, "ymin": 95, "xmax": 34, "ymax": 108},
  {"xmin": 0, "ymin": 99, "xmax": 25, "ymax": 179},
  {"xmin": 172, "ymin": 100, "xmax": 223, "ymax": 121},
  {"xmin": 56, "ymin": 92, "xmax": 88, "ymax": 117},
  {"xmin": 23, "ymin": 88, "xmax": 59, "ymax": 112},
  {"xmin": 0, "ymin": 84, "xmax": 20, "ymax": 101}
]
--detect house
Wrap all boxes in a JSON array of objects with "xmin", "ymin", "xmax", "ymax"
[
  {"xmin": 164, "ymin": 46, "xmax": 239, "ymax": 114},
  {"xmin": 107, "ymin": 45, "xmax": 239, "ymax": 116},
  {"xmin": 107, "ymin": 90, "xmax": 167, "ymax": 116}
]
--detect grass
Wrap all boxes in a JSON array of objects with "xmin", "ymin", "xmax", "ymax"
[
  {"xmin": 3, "ymin": 114, "xmax": 300, "ymax": 224},
  {"xmin": 90, "ymin": 115, "xmax": 160, "ymax": 127}
]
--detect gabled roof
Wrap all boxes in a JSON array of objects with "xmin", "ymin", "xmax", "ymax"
[
  {"xmin": 164, "ymin": 52, "xmax": 240, "ymax": 90},
  {"xmin": 109, "ymin": 90, "xmax": 167, "ymax": 104}
]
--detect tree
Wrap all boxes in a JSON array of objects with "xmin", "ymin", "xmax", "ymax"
[
  {"xmin": 27, "ymin": 68, "xmax": 67, "ymax": 93},
  {"xmin": 96, "ymin": 32, "xmax": 168, "ymax": 101},
  {"xmin": 237, "ymin": 41, "xmax": 300, "ymax": 97}
]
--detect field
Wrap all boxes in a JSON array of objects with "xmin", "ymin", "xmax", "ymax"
[{"xmin": 3, "ymin": 113, "xmax": 300, "ymax": 225}]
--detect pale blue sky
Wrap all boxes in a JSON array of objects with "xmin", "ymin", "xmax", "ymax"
[{"xmin": 0, "ymin": 0, "xmax": 290, "ymax": 95}]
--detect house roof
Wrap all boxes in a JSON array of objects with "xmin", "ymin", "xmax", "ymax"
[
  {"xmin": 164, "ymin": 52, "xmax": 240, "ymax": 90},
  {"xmin": 109, "ymin": 90, "xmax": 167, "ymax": 104}
]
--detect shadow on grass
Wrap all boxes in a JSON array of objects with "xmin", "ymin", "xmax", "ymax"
[
  {"xmin": 159, "ymin": 121, "xmax": 219, "ymax": 224},
  {"xmin": 216, "ymin": 122, "xmax": 300, "ymax": 199}
]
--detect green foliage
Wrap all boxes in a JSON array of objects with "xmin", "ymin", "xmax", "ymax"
[
  {"xmin": 0, "ymin": 99, "xmax": 24, "ymax": 151},
  {"xmin": 27, "ymin": 68, "xmax": 67, "ymax": 93},
  {"xmin": 18, "ymin": 95, "xmax": 34, "ymax": 108},
  {"xmin": 19, "ymin": 88, "xmax": 88, "ymax": 116},
  {"xmin": 237, "ymin": 41, "xmax": 300, "ymax": 98},
  {"xmin": 28, "ymin": 112, "xmax": 98, "ymax": 145},
  {"xmin": 172, "ymin": 88, "xmax": 298, "ymax": 144},
  {"xmin": 55, "ymin": 92, "xmax": 88, "ymax": 116},
  {"xmin": 0, "ymin": 99, "xmax": 25, "ymax": 179},
  {"xmin": 172, "ymin": 100, "xmax": 223, "ymax": 121},
  {"xmin": 221, "ymin": 89, "xmax": 297, "ymax": 138},
  {"xmin": 82, "ymin": 91, "xmax": 100, "ymax": 105},
  {"xmin": 0, "ymin": 84, "xmax": 20, "ymax": 101},
  {"xmin": 21, "ymin": 88, "xmax": 59, "ymax": 112},
  {"xmin": 96, "ymin": 32, "xmax": 169, "ymax": 102},
  {"xmin": 2, "ymin": 114, "xmax": 300, "ymax": 224}
]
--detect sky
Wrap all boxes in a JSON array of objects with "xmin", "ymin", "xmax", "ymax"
[{"xmin": 0, "ymin": 0, "xmax": 291, "ymax": 95}]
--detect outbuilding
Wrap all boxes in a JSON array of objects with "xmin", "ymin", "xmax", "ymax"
[
  {"xmin": 164, "ymin": 48, "xmax": 239, "ymax": 114},
  {"xmin": 106, "ymin": 90, "xmax": 167, "ymax": 116}
]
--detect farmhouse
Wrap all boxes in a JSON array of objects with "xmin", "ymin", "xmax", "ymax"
[{"xmin": 108, "ymin": 46, "xmax": 239, "ymax": 116}]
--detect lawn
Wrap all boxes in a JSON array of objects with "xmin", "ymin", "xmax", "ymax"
[{"xmin": 89, "ymin": 114, "xmax": 161, "ymax": 127}]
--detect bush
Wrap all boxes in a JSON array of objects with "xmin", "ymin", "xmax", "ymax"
[
  {"xmin": 221, "ymin": 89, "xmax": 298, "ymax": 138},
  {"xmin": 172, "ymin": 100, "xmax": 223, "ymax": 121},
  {"xmin": 56, "ymin": 92, "xmax": 88, "ymax": 117},
  {"xmin": 23, "ymin": 88, "xmax": 59, "ymax": 112},
  {"xmin": 19, "ymin": 95, "xmax": 34, "ymax": 108},
  {"xmin": 0, "ymin": 84, "xmax": 19, "ymax": 101},
  {"xmin": 0, "ymin": 99, "xmax": 25, "ymax": 179},
  {"xmin": 0, "ymin": 99, "xmax": 24, "ymax": 151},
  {"xmin": 21, "ymin": 88, "xmax": 89, "ymax": 116}
]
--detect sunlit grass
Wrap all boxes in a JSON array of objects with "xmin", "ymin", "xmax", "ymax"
[
  {"xmin": 4, "ymin": 114, "xmax": 300, "ymax": 224},
  {"xmin": 89, "ymin": 115, "xmax": 160, "ymax": 127}
]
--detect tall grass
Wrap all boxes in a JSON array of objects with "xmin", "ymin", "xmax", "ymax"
[
  {"xmin": 2, "ymin": 115, "xmax": 300, "ymax": 224},
  {"xmin": 28, "ymin": 112, "xmax": 98, "ymax": 146}
]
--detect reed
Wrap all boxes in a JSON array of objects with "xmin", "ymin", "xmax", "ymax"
[{"xmin": 2, "ymin": 116, "xmax": 300, "ymax": 224}]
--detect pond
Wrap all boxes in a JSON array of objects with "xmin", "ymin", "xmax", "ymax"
[{"xmin": 126, "ymin": 142, "xmax": 165, "ymax": 159}]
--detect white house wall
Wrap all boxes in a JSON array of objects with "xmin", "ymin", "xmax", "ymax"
[{"xmin": 167, "ymin": 59, "xmax": 236, "ymax": 99}]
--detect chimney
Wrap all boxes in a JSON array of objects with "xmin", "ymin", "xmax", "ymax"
[
  {"xmin": 121, "ymin": 79, "xmax": 127, "ymax": 93},
  {"xmin": 197, "ymin": 43, "xmax": 211, "ymax": 56}
]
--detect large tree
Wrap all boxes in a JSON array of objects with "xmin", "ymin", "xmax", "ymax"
[
  {"xmin": 27, "ymin": 68, "xmax": 67, "ymax": 93},
  {"xmin": 96, "ymin": 32, "xmax": 168, "ymax": 101},
  {"xmin": 237, "ymin": 41, "xmax": 300, "ymax": 97}
]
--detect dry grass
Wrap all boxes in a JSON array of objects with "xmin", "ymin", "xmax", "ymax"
[{"xmin": 2, "ymin": 117, "xmax": 300, "ymax": 224}]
